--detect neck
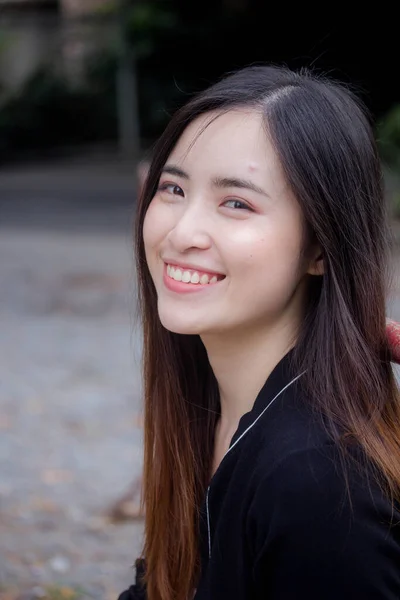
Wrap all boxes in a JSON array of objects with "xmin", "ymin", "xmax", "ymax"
[{"xmin": 201, "ymin": 319, "xmax": 298, "ymax": 434}]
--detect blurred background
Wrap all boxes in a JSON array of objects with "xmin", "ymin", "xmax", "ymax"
[{"xmin": 1, "ymin": 2, "xmax": 400, "ymax": 599}]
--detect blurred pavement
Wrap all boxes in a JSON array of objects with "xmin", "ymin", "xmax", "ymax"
[{"xmin": 0, "ymin": 158, "xmax": 144, "ymax": 599}]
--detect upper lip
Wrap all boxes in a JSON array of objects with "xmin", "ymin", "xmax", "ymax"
[{"xmin": 162, "ymin": 258, "xmax": 225, "ymax": 277}]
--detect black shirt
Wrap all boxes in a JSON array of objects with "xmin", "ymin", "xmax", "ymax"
[{"xmin": 119, "ymin": 351, "xmax": 400, "ymax": 599}]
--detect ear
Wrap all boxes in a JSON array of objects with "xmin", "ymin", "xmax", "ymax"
[{"xmin": 307, "ymin": 247, "xmax": 324, "ymax": 276}]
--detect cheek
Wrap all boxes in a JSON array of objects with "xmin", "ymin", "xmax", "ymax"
[
  {"xmin": 143, "ymin": 199, "xmax": 169, "ymax": 253},
  {"xmin": 142, "ymin": 208, "xmax": 154, "ymax": 254},
  {"xmin": 234, "ymin": 223, "xmax": 304, "ymax": 300},
  {"xmin": 233, "ymin": 218, "xmax": 303, "ymax": 271},
  {"xmin": 142, "ymin": 203, "xmax": 162, "ymax": 279},
  {"xmin": 142, "ymin": 202, "xmax": 156, "ymax": 249}
]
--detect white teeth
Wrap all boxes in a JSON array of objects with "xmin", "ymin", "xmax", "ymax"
[
  {"xmin": 173, "ymin": 268, "xmax": 182, "ymax": 281},
  {"xmin": 166, "ymin": 264, "xmax": 222, "ymax": 285}
]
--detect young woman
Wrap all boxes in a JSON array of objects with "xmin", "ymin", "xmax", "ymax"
[{"xmin": 118, "ymin": 65, "xmax": 400, "ymax": 599}]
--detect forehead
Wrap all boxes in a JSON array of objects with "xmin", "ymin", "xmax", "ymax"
[{"xmin": 168, "ymin": 109, "xmax": 282, "ymax": 178}]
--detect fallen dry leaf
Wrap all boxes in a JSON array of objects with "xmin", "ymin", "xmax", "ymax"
[
  {"xmin": 43, "ymin": 585, "xmax": 81, "ymax": 600},
  {"xmin": 41, "ymin": 470, "xmax": 74, "ymax": 485},
  {"xmin": 31, "ymin": 497, "xmax": 61, "ymax": 513},
  {"xmin": 0, "ymin": 413, "xmax": 12, "ymax": 430}
]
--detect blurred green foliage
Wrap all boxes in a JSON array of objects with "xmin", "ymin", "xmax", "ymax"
[
  {"xmin": 0, "ymin": 66, "xmax": 117, "ymax": 163},
  {"xmin": 377, "ymin": 105, "xmax": 400, "ymax": 218},
  {"xmin": 377, "ymin": 104, "xmax": 400, "ymax": 172},
  {"xmin": 125, "ymin": 2, "xmax": 178, "ymax": 57},
  {"xmin": 95, "ymin": 1, "xmax": 179, "ymax": 58}
]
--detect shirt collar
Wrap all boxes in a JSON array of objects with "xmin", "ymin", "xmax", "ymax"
[{"xmin": 228, "ymin": 348, "xmax": 301, "ymax": 449}]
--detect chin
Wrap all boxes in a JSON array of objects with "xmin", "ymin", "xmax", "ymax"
[
  {"xmin": 158, "ymin": 314, "xmax": 207, "ymax": 336},
  {"xmin": 161, "ymin": 321, "xmax": 205, "ymax": 336}
]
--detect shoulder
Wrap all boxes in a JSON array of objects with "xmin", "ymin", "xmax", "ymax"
[
  {"xmin": 249, "ymin": 442, "xmax": 400, "ymax": 551},
  {"xmin": 252, "ymin": 441, "xmax": 396, "ymax": 518}
]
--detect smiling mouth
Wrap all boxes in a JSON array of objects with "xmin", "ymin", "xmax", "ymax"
[{"xmin": 166, "ymin": 263, "xmax": 226, "ymax": 286}]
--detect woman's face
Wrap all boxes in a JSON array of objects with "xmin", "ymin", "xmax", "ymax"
[{"xmin": 143, "ymin": 109, "xmax": 316, "ymax": 337}]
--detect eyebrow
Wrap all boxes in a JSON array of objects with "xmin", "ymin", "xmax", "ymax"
[
  {"xmin": 212, "ymin": 176, "xmax": 269, "ymax": 198},
  {"xmin": 161, "ymin": 164, "xmax": 269, "ymax": 198},
  {"xmin": 161, "ymin": 165, "xmax": 189, "ymax": 179}
]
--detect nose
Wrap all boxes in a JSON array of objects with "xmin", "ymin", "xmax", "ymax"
[{"xmin": 167, "ymin": 203, "xmax": 213, "ymax": 253}]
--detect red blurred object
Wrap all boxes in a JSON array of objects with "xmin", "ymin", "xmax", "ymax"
[{"xmin": 386, "ymin": 320, "xmax": 400, "ymax": 364}]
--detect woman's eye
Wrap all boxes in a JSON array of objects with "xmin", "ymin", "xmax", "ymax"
[
  {"xmin": 158, "ymin": 183, "xmax": 184, "ymax": 197},
  {"xmin": 223, "ymin": 199, "xmax": 253, "ymax": 211}
]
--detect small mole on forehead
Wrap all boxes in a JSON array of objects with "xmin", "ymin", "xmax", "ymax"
[{"xmin": 248, "ymin": 163, "xmax": 258, "ymax": 173}]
